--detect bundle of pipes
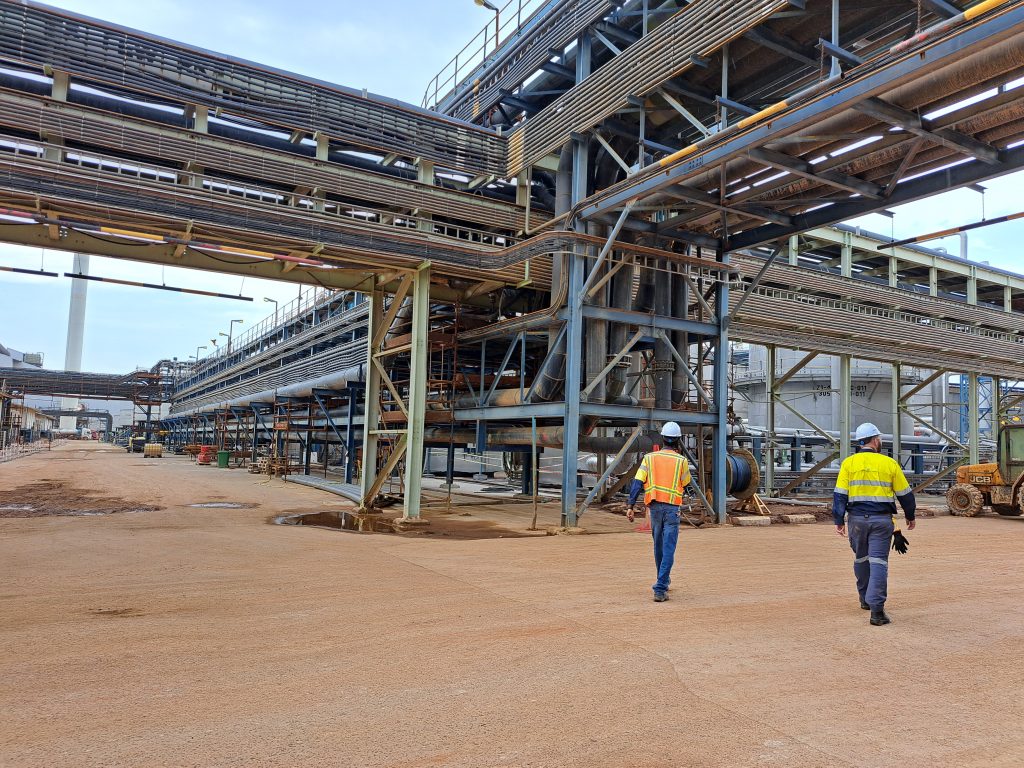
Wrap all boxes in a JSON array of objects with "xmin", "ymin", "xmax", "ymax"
[
  {"xmin": 730, "ymin": 254, "xmax": 1024, "ymax": 334},
  {"xmin": 507, "ymin": 0, "xmax": 790, "ymax": 173},
  {"xmin": 0, "ymin": 1, "xmax": 507, "ymax": 175},
  {"xmin": 730, "ymin": 290, "xmax": 1024, "ymax": 378}
]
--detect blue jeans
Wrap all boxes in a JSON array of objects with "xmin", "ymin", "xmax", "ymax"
[
  {"xmin": 848, "ymin": 514, "xmax": 894, "ymax": 609},
  {"xmin": 649, "ymin": 501, "xmax": 680, "ymax": 595}
]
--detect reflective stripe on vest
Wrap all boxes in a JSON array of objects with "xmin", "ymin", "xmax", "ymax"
[{"xmin": 644, "ymin": 451, "xmax": 688, "ymax": 506}]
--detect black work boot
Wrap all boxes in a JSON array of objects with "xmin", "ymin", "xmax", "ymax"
[
  {"xmin": 859, "ymin": 600, "xmax": 870, "ymax": 610},
  {"xmin": 870, "ymin": 608, "xmax": 891, "ymax": 626}
]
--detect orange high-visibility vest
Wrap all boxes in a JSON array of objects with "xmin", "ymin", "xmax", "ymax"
[{"xmin": 635, "ymin": 449, "xmax": 691, "ymax": 506}]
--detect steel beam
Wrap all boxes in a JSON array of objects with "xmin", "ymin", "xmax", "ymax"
[
  {"xmin": 748, "ymin": 148, "xmax": 883, "ymax": 199},
  {"xmin": 854, "ymin": 97, "xmax": 1001, "ymax": 165},
  {"xmin": 565, "ymin": 305, "xmax": 719, "ymax": 336}
]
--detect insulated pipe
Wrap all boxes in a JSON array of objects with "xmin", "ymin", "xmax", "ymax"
[
  {"xmin": 585, "ymin": 220, "xmax": 608, "ymax": 404},
  {"xmin": 474, "ymin": 141, "xmax": 575, "ymax": 406},
  {"xmin": 653, "ymin": 258, "xmax": 673, "ymax": 409},
  {"xmin": 671, "ymin": 269, "xmax": 689, "ymax": 404},
  {"xmin": 424, "ymin": 425, "xmax": 761, "ymax": 499},
  {"xmin": 890, "ymin": 0, "xmax": 1012, "ymax": 56},
  {"xmin": 0, "ymin": 69, "xmax": 530, "ymax": 207},
  {"xmin": 608, "ymin": 254, "xmax": 635, "ymax": 398},
  {"xmin": 423, "ymin": 425, "xmax": 656, "ymax": 452},
  {"xmin": 172, "ymin": 365, "xmax": 365, "ymax": 416}
]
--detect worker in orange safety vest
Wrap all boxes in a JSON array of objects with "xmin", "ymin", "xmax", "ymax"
[{"xmin": 627, "ymin": 422, "xmax": 691, "ymax": 602}]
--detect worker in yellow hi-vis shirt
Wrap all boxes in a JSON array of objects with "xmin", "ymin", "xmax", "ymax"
[
  {"xmin": 627, "ymin": 422, "xmax": 691, "ymax": 602},
  {"xmin": 834, "ymin": 423, "xmax": 917, "ymax": 626}
]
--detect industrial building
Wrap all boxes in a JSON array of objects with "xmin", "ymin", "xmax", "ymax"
[{"xmin": 0, "ymin": 0, "xmax": 1023, "ymax": 522}]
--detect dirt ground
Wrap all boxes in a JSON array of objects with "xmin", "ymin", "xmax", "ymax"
[{"xmin": 1, "ymin": 442, "xmax": 1022, "ymax": 768}]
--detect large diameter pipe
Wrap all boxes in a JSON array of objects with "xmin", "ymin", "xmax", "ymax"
[
  {"xmin": 424, "ymin": 425, "xmax": 656, "ymax": 453},
  {"xmin": 890, "ymin": 0, "xmax": 1012, "ymax": 57},
  {"xmin": 171, "ymin": 364, "xmax": 365, "ymax": 416}
]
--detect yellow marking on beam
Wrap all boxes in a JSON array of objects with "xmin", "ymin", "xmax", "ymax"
[
  {"xmin": 736, "ymin": 99, "xmax": 789, "ymax": 130},
  {"xmin": 657, "ymin": 143, "xmax": 699, "ymax": 168},
  {"xmin": 964, "ymin": 0, "xmax": 1010, "ymax": 21},
  {"xmin": 98, "ymin": 226, "xmax": 165, "ymax": 242}
]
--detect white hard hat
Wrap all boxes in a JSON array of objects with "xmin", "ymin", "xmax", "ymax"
[
  {"xmin": 661, "ymin": 421, "xmax": 682, "ymax": 438},
  {"xmin": 854, "ymin": 423, "xmax": 881, "ymax": 442}
]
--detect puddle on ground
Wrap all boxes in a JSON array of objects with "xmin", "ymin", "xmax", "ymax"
[
  {"xmin": 188, "ymin": 502, "xmax": 255, "ymax": 509},
  {"xmin": 274, "ymin": 510, "xmax": 393, "ymax": 533}
]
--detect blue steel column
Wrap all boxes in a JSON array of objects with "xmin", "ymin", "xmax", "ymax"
[
  {"xmin": 560, "ymin": 31, "xmax": 591, "ymax": 529},
  {"xmin": 712, "ymin": 251, "xmax": 730, "ymax": 523},
  {"xmin": 562, "ymin": 243, "xmax": 586, "ymax": 528}
]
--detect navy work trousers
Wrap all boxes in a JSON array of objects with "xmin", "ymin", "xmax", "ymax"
[
  {"xmin": 847, "ymin": 513, "xmax": 894, "ymax": 609},
  {"xmin": 649, "ymin": 501, "xmax": 680, "ymax": 596}
]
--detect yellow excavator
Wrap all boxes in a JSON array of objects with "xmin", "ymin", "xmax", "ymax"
[{"xmin": 946, "ymin": 418, "xmax": 1024, "ymax": 517}]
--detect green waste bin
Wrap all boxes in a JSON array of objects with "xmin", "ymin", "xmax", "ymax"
[{"xmin": 216, "ymin": 450, "xmax": 230, "ymax": 468}]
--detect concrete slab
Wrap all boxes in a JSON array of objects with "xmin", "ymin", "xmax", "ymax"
[
  {"xmin": 730, "ymin": 515, "xmax": 771, "ymax": 526},
  {"xmin": 780, "ymin": 514, "xmax": 817, "ymax": 524}
]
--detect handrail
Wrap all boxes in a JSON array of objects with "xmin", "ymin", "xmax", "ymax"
[{"xmin": 422, "ymin": 0, "xmax": 547, "ymax": 111}]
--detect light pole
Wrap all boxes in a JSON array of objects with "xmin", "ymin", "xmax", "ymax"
[
  {"xmin": 475, "ymin": 0, "xmax": 500, "ymax": 51},
  {"xmin": 195, "ymin": 344, "xmax": 207, "ymax": 363},
  {"xmin": 264, "ymin": 297, "xmax": 279, "ymax": 327},
  {"xmin": 227, "ymin": 319, "xmax": 243, "ymax": 352}
]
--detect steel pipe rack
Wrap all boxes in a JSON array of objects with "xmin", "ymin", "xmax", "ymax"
[
  {"xmin": 0, "ymin": 0, "xmax": 508, "ymax": 176},
  {"xmin": 0, "ymin": 86, "xmax": 543, "ymax": 233}
]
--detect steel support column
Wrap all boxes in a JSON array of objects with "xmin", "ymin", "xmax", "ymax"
[
  {"xmin": 561, "ymin": 248, "xmax": 585, "ymax": 527},
  {"xmin": 891, "ymin": 363, "xmax": 902, "ymax": 461},
  {"xmin": 838, "ymin": 354, "xmax": 851, "ymax": 462},
  {"xmin": 359, "ymin": 283, "xmax": 384, "ymax": 509},
  {"xmin": 561, "ymin": 31, "xmax": 591, "ymax": 529},
  {"xmin": 765, "ymin": 345, "xmax": 776, "ymax": 496},
  {"xmin": 402, "ymin": 263, "xmax": 431, "ymax": 521},
  {"xmin": 968, "ymin": 372, "xmax": 980, "ymax": 465},
  {"xmin": 711, "ymin": 250, "xmax": 729, "ymax": 523}
]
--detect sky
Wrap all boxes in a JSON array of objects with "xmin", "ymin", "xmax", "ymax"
[{"xmin": 0, "ymin": 0, "xmax": 1022, "ymax": 374}]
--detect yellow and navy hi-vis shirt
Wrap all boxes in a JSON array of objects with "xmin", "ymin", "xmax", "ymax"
[
  {"xmin": 833, "ymin": 448, "xmax": 916, "ymax": 525},
  {"xmin": 629, "ymin": 449, "xmax": 692, "ymax": 506}
]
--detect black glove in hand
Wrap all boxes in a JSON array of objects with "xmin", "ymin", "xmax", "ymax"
[{"xmin": 892, "ymin": 530, "xmax": 910, "ymax": 555}]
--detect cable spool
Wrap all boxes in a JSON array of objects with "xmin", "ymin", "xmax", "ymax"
[{"xmin": 726, "ymin": 448, "xmax": 760, "ymax": 500}]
